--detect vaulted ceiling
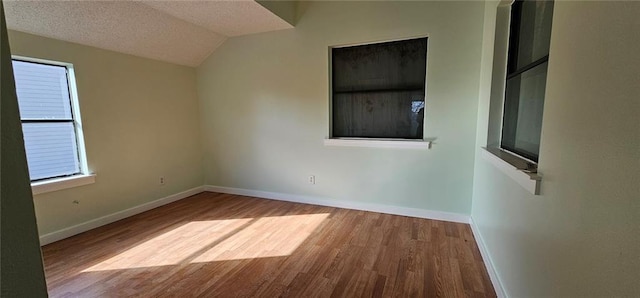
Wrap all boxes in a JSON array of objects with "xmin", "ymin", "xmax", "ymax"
[{"xmin": 3, "ymin": 0, "xmax": 294, "ymax": 67}]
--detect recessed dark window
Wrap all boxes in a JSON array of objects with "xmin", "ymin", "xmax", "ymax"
[
  {"xmin": 331, "ymin": 37, "xmax": 427, "ymax": 139},
  {"xmin": 501, "ymin": 0, "xmax": 553, "ymax": 162}
]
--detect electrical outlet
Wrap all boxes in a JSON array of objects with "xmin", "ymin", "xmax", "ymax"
[
  {"xmin": 160, "ymin": 176, "xmax": 165, "ymax": 185},
  {"xmin": 308, "ymin": 175, "xmax": 316, "ymax": 185}
]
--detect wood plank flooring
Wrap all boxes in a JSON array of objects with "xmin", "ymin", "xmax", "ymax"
[{"xmin": 42, "ymin": 192, "xmax": 496, "ymax": 297}]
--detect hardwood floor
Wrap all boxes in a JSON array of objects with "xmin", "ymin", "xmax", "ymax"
[{"xmin": 42, "ymin": 192, "xmax": 496, "ymax": 297}]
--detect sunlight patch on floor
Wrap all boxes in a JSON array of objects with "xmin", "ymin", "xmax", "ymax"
[
  {"xmin": 191, "ymin": 213, "xmax": 329, "ymax": 262},
  {"xmin": 82, "ymin": 218, "xmax": 253, "ymax": 272},
  {"xmin": 81, "ymin": 213, "xmax": 329, "ymax": 272}
]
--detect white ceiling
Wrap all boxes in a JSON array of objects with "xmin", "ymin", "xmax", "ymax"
[{"xmin": 3, "ymin": 0, "xmax": 294, "ymax": 67}]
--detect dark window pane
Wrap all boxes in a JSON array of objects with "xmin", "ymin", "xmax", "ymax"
[
  {"xmin": 501, "ymin": 62, "xmax": 548, "ymax": 161},
  {"xmin": 331, "ymin": 37, "xmax": 427, "ymax": 139},
  {"xmin": 332, "ymin": 38, "xmax": 427, "ymax": 93},
  {"xmin": 333, "ymin": 90, "xmax": 424, "ymax": 139},
  {"xmin": 515, "ymin": 0, "xmax": 554, "ymax": 69}
]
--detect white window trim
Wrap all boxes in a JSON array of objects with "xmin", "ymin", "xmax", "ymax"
[
  {"xmin": 64, "ymin": 62, "xmax": 89, "ymax": 173},
  {"xmin": 13, "ymin": 55, "xmax": 93, "ymax": 191},
  {"xmin": 31, "ymin": 174, "xmax": 96, "ymax": 195},
  {"xmin": 481, "ymin": 148, "xmax": 541, "ymax": 195},
  {"xmin": 324, "ymin": 138, "xmax": 431, "ymax": 149}
]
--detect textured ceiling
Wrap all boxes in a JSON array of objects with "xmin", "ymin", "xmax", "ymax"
[
  {"xmin": 3, "ymin": 0, "xmax": 294, "ymax": 67},
  {"xmin": 142, "ymin": 1, "xmax": 293, "ymax": 36}
]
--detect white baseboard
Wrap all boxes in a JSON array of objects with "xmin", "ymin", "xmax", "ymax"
[
  {"xmin": 469, "ymin": 217, "xmax": 507, "ymax": 298},
  {"xmin": 39, "ymin": 186, "xmax": 205, "ymax": 246},
  {"xmin": 204, "ymin": 185, "xmax": 469, "ymax": 224}
]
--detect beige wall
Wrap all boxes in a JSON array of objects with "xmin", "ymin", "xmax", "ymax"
[
  {"xmin": 8, "ymin": 31, "xmax": 204, "ymax": 236},
  {"xmin": 196, "ymin": 1, "xmax": 486, "ymax": 215},
  {"xmin": 472, "ymin": 1, "xmax": 640, "ymax": 296}
]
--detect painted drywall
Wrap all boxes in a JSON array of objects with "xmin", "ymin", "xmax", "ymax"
[
  {"xmin": 7, "ymin": 31, "xmax": 204, "ymax": 236},
  {"xmin": 197, "ymin": 1, "xmax": 485, "ymax": 215},
  {"xmin": 256, "ymin": 0, "xmax": 297, "ymax": 26},
  {"xmin": 471, "ymin": 1, "xmax": 640, "ymax": 296},
  {"xmin": 0, "ymin": 2, "xmax": 47, "ymax": 295}
]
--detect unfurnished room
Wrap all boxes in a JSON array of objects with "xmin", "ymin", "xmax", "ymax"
[{"xmin": 0, "ymin": 0, "xmax": 638, "ymax": 297}]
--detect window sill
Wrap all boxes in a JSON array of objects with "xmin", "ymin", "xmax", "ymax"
[
  {"xmin": 481, "ymin": 147, "xmax": 541, "ymax": 195},
  {"xmin": 31, "ymin": 174, "xmax": 96, "ymax": 195},
  {"xmin": 324, "ymin": 138, "xmax": 432, "ymax": 149}
]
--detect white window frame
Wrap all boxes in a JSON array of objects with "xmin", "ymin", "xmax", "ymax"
[
  {"xmin": 482, "ymin": 1, "xmax": 546, "ymax": 195},
  {"xmin": 498, "ymin": 0, "xmax": 553, "ymax": 164},
  {"xmin": 12, "ymin": 55, "xmax": 95, "ymax": 195}
]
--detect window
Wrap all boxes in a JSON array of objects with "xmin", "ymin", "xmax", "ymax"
[
  {"xmin": 501, "ymin": 0, "xmax": 554, "ymax": 162},
  {"xmin": 12, "ymin": 58, "xmax": 88, "ymax": 182},
  {"xmin": 331, "ymin": 37, "xmax": 427, "ymax": 140}
]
